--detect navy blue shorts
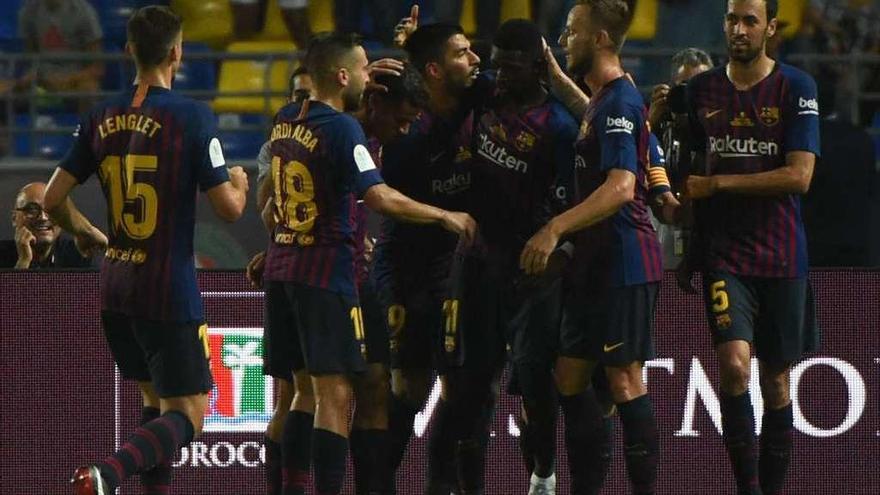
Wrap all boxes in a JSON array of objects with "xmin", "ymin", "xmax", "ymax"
[
  {"xmin": 102, "ymin": 311, "xmax": 214, "ymax": 398},
  {"xmin": 702, "ymin": 271, "xmax": 819, "ymax": 363}
]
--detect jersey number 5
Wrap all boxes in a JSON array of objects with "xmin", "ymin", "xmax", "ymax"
[{"xmin": 98, "ymin": 154, "xmax": 158, "ymax": 240}]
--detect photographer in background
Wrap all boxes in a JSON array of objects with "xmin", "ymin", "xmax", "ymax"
[{"xmin": 646, "ymin": 48, "xmax": 713, "ymax": 269}]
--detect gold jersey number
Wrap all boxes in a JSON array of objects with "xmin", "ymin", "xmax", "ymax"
[
  {"xmin": 98, "ymin": 154, "xmax": 158, "ymax": 240},
  {"xmin": 272, "ymin": 157, "xmax": 318, "ymax": 233}
]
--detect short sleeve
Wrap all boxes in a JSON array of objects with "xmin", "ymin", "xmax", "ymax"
[
  {"xmin": 597, "ymin": 99, "xmax": 641, "ymax": 174},
  {"xmin": 686, "ymin": 79, "xmax": 707, "ymax": 153},
  {"xmin": 256, "ymin": 141, "xmax": 272, "ymax": 185},
  {"xmin": 191, "ymin": 104, "xmax": 230, "ymax": 192},
  {"xmin": 783, "ymin": 69, "xmax": 821, "ymax": 156},
  {"xmin": 58, "ymin": 114, "xmax": 97, "ymax": 184},
  {"xmin": 331, "ymin": 116, "xmax": 384, "ymax": 197},
  {"xmin": 649, "ymin": 133, "xmax": 666, "ymax": 167},
  {"xmin": 647, "ymin": 133, "xmax": 671, "ymax": 196}
]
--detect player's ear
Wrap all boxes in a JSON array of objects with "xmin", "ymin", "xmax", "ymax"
[
  {"xmin": 338, "ymin": 67, "xmax": 350, "ymax": 88},
  {"xmin": 766, "ymin": 17, "xmax": 778, "ymax": 39},
  {"xmin": 124, "ymin": 41, "xmax": 135, "ymax": 59},
  {"xmin": 425, "ymin": 62, "xmax": 441, "ymax": 81}
]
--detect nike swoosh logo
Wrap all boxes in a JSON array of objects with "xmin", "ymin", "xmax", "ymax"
[
  {"xmin": 706, "ymin": 109, "xmax": 723, "ymax": 119},
  {"xmin": 603, "ymin": 342, "xmax": 625, "ymax": 353}
]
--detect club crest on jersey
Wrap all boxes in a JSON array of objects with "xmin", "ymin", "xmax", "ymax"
[
  {"xmin": 454, "ymin": 145, "xmax": 472, "ymax": 163},
  {"xmin": 514, "ymin": 131, "xmax": 536, "ymax": 152},
  {"xmin": 730, "ymin": 112, "xmax": 755, "ymax": 127},
  {"xmin": 715, "ymin": 314, "xmax": 732, "ymax": 330},
  {"xmin": 759, "ymin": 107, "xmax": 780, "ymax": 126},
  {"xmin": 488, "ymin": 123, "xmax": 508, "ymax": 142}
]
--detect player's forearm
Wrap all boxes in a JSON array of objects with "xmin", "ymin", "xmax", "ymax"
[
  {"xmin": 367, "ymin": 185, "xmax": 446, "ymax": 225},
  {"xmin": 550, "ymin": 180, "xmax": 632, "ymax": 237},
  {"xmin": 47, "ymin": 197, "xmax": 96, "ymax": 236},
  {"xmin": 713, "ymin": 165, "xmax": 812, "ymax": 196},
  {"xmin": 548, "ymin": 68, "xmax": 589, "ymax": 117}
]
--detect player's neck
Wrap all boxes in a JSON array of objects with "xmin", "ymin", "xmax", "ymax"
[
  {"xmin": 133, "ymin": 66, "xmax": 173, "ymax": 90},
  {"xmin": 315, "ymin": 92, "xmax": 346, "ymax": 113},
  {"xmin": 584, "ymin": 54, "xmax": 625, "ymax": 97},
  {"xmin": 506, "ymin": 85, "xmax": 547, "ymax": 111},
  {"xmin": 427, "ymin": 89, "xmax": 459, "ymax": 119},
  {"xmin": 726, "ymin": 52, "xmax": 776, "ymax": 91}
]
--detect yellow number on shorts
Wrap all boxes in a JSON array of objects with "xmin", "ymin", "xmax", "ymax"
[
  {"xmin": 98, "ymin": 154, "xmax": 159, "ymax": 240},
  {"xmin": 442, "ymin": 299, "xmax": 460, "ymax": 352},
  {"xmin": 272, "ymin": 156, "xmax": 318, "ymax": 233},
  {"xmin": 198, "ymin": 323, "xmax": 211, "ymax": 359},
  {"xmin": 387, "ymin": 304, "xmax": 406, "ymax": 332},
  {"xmin": 350, "ymin": 307, "xmax": 365, "ymax": 341},
  {"xmin": 710, "ymin": 280, "xmax": 730, "ymax": 313}
]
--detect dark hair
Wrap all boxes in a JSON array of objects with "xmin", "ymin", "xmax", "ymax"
[
  {"xmin": 289, "ymin": 65, "xmax": 309, "ymax": 94},
  {"xmin": 404, "ymin": 23, "xmax": 465, "ymax": 74},
  {"xmin": 305, "ymin": 32, "xmax": 362, "ymax": 86},
  {"xmin": 763, "ymin": 0, "xmax": 778, "ymax": 20},
  {"xmin": 493, "ymin": 19, "xmax": 543, "ymax": 59},
  {"xmin": 576, "ymin": 0, "xmax": 634, "ymax": 51},
  {"xmin": 371, "ymin": 63, "xmax": 429, "ymax": 108},
  {"xmin": 670, "ymin": 47, "xmax": 713, "ymax": 77},
  {"xmin": 127, "ymin": 6, "xmax": 182, "ymax": 68}
]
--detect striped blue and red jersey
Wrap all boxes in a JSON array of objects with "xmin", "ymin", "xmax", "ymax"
[
  {"xmin": 686, "ymin": 63, "xmax": 820, "ymax": 278},
  {"xmin": 469, "ymin": 95, "xmax": 578, "ymax": 261},
  {"xmin": 569, "ymin": 77, "xmax": 663, "ymax": 288},
  {"xmin": 262, "ymin": 100, "xmax": 384, "ymax": 296},
  {"xmin": 353, "ymin": 136, "xmax": 384, "ymax": 287},
  {"xmin": 59, "ymin": 85, "xmax": 230, "ymax": 322}
]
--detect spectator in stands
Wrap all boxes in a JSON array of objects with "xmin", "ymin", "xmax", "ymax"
[
  {"xmin": 2, "ymin": 182, "xmax": 93, "ymax": 269},
  {"xmin": 229, "ymin": 0, "xmax": 312, "ymax": 48},
  {"xmin": 16, "ymin": 0, "xmax": 104, "ymax": 111}
]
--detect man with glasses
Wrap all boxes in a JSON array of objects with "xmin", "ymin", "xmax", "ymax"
[{"xmin": 2, "ymin": 181, "xmax": 94, "ymax": 269}]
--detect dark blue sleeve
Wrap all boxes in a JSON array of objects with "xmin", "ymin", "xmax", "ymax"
[
  {"xmin": 597, "ymin": 98, "xmax": 641, "ymax": 174},
  {"xmin": 58, "ymin": 113, "xmax": 97, "ymax": 184},
  {"xmin": 190, "ymin": 103, "xmax": 230, "ymax": 192},
  {"xmin": 332, "ymin": 115, "xmax": 384, "ymax": 197},
  {"xmin": 649, "ymin": 133, "xmax": 666, "ymax": 167},
  {"xmin": 782, "ymin": 67, "xmax": 821, "ymax": 156},
  {"xmin": 549, "ymin": 104, "xmax": 579, "ymax": 209}
]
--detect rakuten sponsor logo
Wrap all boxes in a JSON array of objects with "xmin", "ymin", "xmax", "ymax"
[
  {"xmin": 432, "ymin": 172, "xmax": 471, "ymax": 195},
  {"xmin": 709, "ymin": 135, "xmax": 779, "ymax": 158},
  {"xmin": 477, "ymin": 133, "xmax": 529, "ymax": 173}
]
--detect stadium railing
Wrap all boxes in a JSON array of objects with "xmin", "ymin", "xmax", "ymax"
[{"xmin": 1, "ymin": 48, "xmax": 878, "ymax": 158}]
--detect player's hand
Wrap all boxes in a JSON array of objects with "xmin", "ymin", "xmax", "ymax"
[
  {"xmin": 363, "ymin": 235, "xmax": 376, "ymax": 264},
  {"xmin": 648, "ymin": 84, "xmax": 670, "ymax": 130},
  {"xmin": 675, "ymin": 257, "xmax": 698, "ymax": 294},
  {"xmin": 14, "ymin": 224, "xmax": 35, "ymax": 268},
  {"xmin": 393, "ymin": 4, "xmax": 419, "ymax": 47},
  {"xmin": 246, "ymin": 251, "xmax": 266, "ymax": 288},
  {"xmin": 520, "ymin": 222, "xmax": 561, "ymax": 276},
  {"xmin": 74, "ymin": 226, "xmax": 108, "ymax": 258},
  {"xmin": 229, "ymin": 166, "xmax": 250, "ymax": 193},
  {"xmin": 542, "ymin": 38, "xmax": 565, "ymax": 80},
  {"xmin": 440, "ymin": 211, "xmax": 477, "ymax": 248},
  {"xmin": 683, "ymin": 175, "xmax": 717, "ymax": 200},
  {"xmin": 367, "ymin": 58, "xmax": 406, "ymax": 93}
]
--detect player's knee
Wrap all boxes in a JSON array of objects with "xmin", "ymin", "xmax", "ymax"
[
  {"xmin": 554, "ymin": 358, "xmax": 591, "ymax": 396},
  {"xmin": 718, "ymin": 359, "xmax": 751, "ymax": 395},
  {"xmin": 759, "ymin": 367, "xmax": 791, "ymax": 408},
  {"xmin": 314, "ymin": 377, "xmax": 353, "ymax": 412},
  {"xmin": 605, "ymin": 363, "xmax": 646, "ymax": 404},
  {"xmin": 355, "ymin": 375, "xmax": 390, "ymax": 421}
]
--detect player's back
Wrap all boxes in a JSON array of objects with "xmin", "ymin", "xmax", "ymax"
[
  {"xmin": 60, "ymin": 85, "xmax": 229, "ymax": 322},
  {"xmin": 263, "ymin": 100, "xmax": 383, "ymax": 296}
]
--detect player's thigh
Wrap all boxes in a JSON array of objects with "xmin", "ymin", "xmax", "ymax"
[
  {"xmin": 132, "ymin": 318, "xmax": 213, "ymax": 400},
  {"xmin": 703, "ymin": 271, "xmax": 759, "ymax": 348},
  {"xmin": 101, "ymin": 310, "xmax": 151, "ymax": 382},
  {"xmin": 753, "ymin": 277, "xmax": 817, "ymax": 364},
  {"xmin": 506, "ymin": 277, "xmax": 563, "ymax": 369},
  {"xmin": 291, "ymin": 283, "xmax": 367, "ymax": 376},
  {"xmin": 263, "ymin": 281, "xmax": 300, "ymax": 382}
]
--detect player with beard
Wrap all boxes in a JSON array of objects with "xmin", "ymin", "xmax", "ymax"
[
  {"xmin": 259, "ymin": 33, "xmax": 475, "ymax": 495},
  {"xmin": 374, "ymin": 21, "xmax": 490, "ymax": 495},
  {"xmin": 446, "ymin": 18, "xmax": 580, "ymax": 495},
  {"xmin": 520, "ymin": 1, "xmax": 662, "ymax": 494},
  {"xmin": 682, "ymin": 1, "xmax": 820, "ymax": 494}
]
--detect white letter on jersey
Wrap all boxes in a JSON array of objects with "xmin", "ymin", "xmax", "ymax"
[
  {"xmin": 209, "ymin": 138, "xmax": 226, "ymax": 168},
  {"xmin": 354, "ymin": 144, "xmax": 377, "ymax": 172}
]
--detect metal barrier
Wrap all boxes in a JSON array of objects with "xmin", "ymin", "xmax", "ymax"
[{"xmin": 1, "ymin": 48, "xmax": 878, "ymax": 157}]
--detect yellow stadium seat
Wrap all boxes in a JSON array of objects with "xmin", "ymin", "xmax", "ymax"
[
  {"xmin": 309, "ymin": 0, "xmax": 336, "ymax": 33},
  {"xmin": 628, "ymin": 0, "xmax": 658, "ymax": 41},
  {"xmin": 171, "ymin": 0, "xmax": 233, "ymax": 49},
  {"xmin": 212, "ymin": 41, "xmax": 296, "ymax": 115},
  {"xmin": 258, "ymin": 0, "xmax": 291, "ymax": 42},
  {"xmin": 777, "ymin": 0, "xmax": 805, "ymax": 39},
  {"xmin": 500, "ymin": 0, "xmax": 531, "ymax": 22},
  {"xmin": 460, "ymin": 0, "xmax": 477, "ymax": 36}
]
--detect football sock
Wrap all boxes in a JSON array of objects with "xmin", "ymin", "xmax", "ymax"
[
  {"xmin": 139, "ymin": 407, "xmax": 173, "ymax": 495},
  {"xmin": 312, "ymin": 428, "xmax": 348, "ymax": 495},
  {"xmin": 720, "ymin": 392, "xmax": 760, "ymax": 495},
  {"xmin": 515, "ymin": 362, "xmax": 558, "ymax": 478},
  {"xmin": 759, "ymin": 403, "xmax": 793, "ymax": 495},
  {"xmin": 517, "ymin": 414, "xmax": 536, "ymax": 475},
  {"xmin": 456, "ymin": 438, "xmax": 485, "ymax": 495},
  {"xmin": 282, "ymin": 410, "xmax": 313, "ymax": 495},
  {"xmin": 386, "ymin": 393, "xmax": 420, "ymax": 478},
  {"xmin": 350, "ymin": 428, "xmax": 390, "ymax": 494},
  {"xmin": 97, "ymin": 410, "xmax": 194, "ymax": 491},
  {"xmin": 618, "ymin": 395, "xmax": 659, "ymax": 495},
  {"xmin": 264, "ymin": 436, "xmax": 282, "ymax": 495},
  {"xmin": 559, "ymin": 388, "xmax": 610, "ymax": 495}
]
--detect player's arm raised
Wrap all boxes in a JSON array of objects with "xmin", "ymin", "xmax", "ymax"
[
  {"xmin": 363, "ymin": 183, "xmax": 477, "ymax": 247},
  {"xmin": 44, "ymin": 167, "xmax": 108, "ymax": 257},
  {"xmin": 544, "ymin": 40, "xmax": 590, "ymax": 117}
]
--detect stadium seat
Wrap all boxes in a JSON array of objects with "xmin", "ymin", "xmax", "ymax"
[
  {"xmin": 629, "ymin": 0, "xmax": 658, "ymax": 41},
  {"xmin": 94, "ymin": 0, "xmax": 148, "ymax": 49},
  {"xmin": 174, "ymin": 42, "xmax": 217, "ymax": 92},
  {"xmin": 13, "ymin": 113, "xmax": 78, "ymax": 160},
  {"xmin": 500, "ymin": 0, "xmax": 531, "ymax": 22},
  {"xmin": 217, "ymin": 113, "xmax": 269, "ymax": 160},
  {"xmin": 460, "ymin": 0, "xmax": 477, "ymax": 36},
  {"xmin": 212, "ymin": 41, "xmax": 295, "ymax": 115},
  {"xmin": 170, "ymin": 0, "xmax": 234, "ymax": 49},
  {"xmin": 777, "ymin": 0, "xmax": 806, "ymax": 39},
  {"xmin": 256, "ymin": 0, "xmax": 335, "ymax": 43},
  {"xmin": 0, "ymin": 0, "xmax": 23, "ymax": 44},
  {"xmin": 309, "ymin": 0, "xmax": 336, "ymax": 34}
]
